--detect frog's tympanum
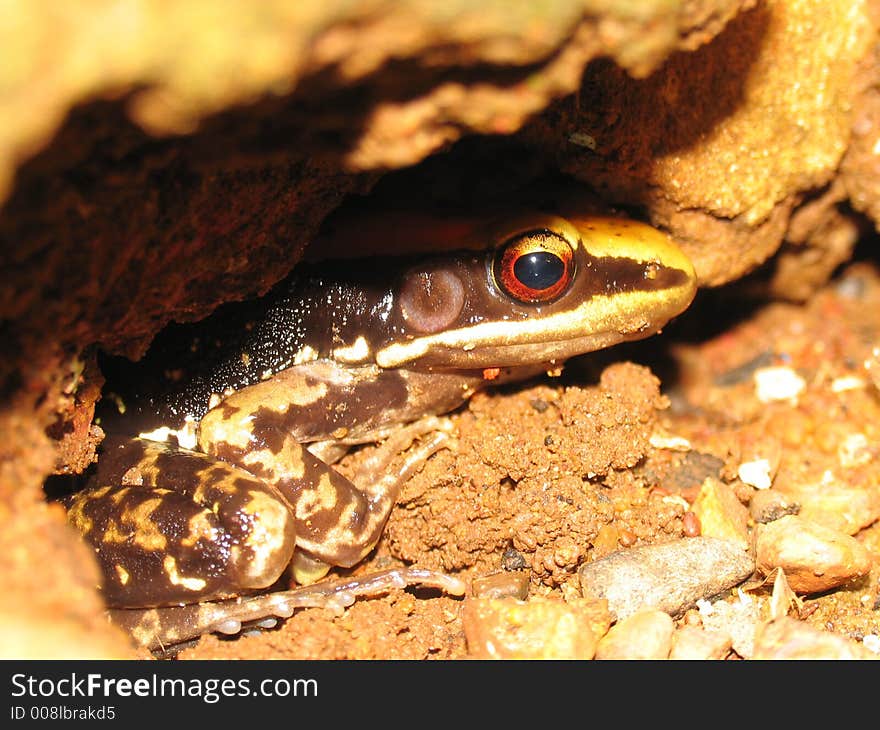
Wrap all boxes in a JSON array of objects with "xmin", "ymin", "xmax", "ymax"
[{"xmin": 66, "ymin": 203, "xmax": 697, "ymax": 651}]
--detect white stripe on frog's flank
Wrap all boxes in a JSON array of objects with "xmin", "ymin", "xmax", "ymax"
[
  {"xmin": 138, "ymin": 425, "xmax": 176, "ymax": 443},
  {"xmin": 293, "ymin": 344, "xmax": 319, "ymax": 365},
  {"xmin": 332, "ymin": 336, "xmax": 371, "ymax": 363},
  {"xmin": 138, "ymin": 417, "xmax": 198, "ymax": 450}
]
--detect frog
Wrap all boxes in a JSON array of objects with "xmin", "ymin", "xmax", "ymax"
[{"xmin": 65, "ymin": 198, "xmax": 697, "ymax": 652}]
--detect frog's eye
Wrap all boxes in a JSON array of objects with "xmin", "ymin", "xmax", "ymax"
[{"xmin": 492, "ymin": 229, "xmax": 575, "ymax": 304}]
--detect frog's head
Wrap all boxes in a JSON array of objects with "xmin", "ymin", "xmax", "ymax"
[{"xmin": 373, "ymin": 214, "xmax": 697, "ymax": 371}]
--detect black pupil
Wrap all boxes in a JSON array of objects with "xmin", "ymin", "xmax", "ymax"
[{"xmin": 513, "ymin": 251, "xmax": 564, "ymax": 290}]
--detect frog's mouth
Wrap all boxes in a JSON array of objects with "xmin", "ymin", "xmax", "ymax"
[{"xmin": 395, "ymin": 331, "xmax": 659, "ymax": 371}]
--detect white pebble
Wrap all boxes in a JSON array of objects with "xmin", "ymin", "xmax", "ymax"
[
  {"xmin": 649, "ymin": 433, "xmax": 692, "ymax": 451},
  {"xmin": 831, "ymin": 375, "xmax": 866, "ymax": 392},
  {"xmin": 754, "ymin": 366, "xmax": 805, "ymax": 404},
  {"xmin": 863, "ymin": 635, "xmax": 880, "ymax": 654},
  {"xmin": 738, "ymin": 458, "xmax": 773, "ymax": 489},
  {"xmin": 838, "ymin": 432, "xmax": 871, "ymax": 467}
]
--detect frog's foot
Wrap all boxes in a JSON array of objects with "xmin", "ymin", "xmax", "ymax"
[
  {"xmin": 353, "ymin": 415, "xmax": 454, "ymax": 504},
  {"xmin": 108, "ymin": 567, "xmax": 466, "ymax": 653}
]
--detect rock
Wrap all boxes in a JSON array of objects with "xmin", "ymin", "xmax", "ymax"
[
  {"xmin": 697, "ymin": 595, "xmax": 762, "ymax": 659},
  {"xmin": 774, "ymin": 477, "xmax": 880, "ymax": 535},
  {"xmin": 749, "ymin": 489, "xmax": 800, "ymax": 523},
  {"xmin": 690, "ymin": 477, "xmax": 750, "ymax": 550},
  {"xmin": 470, "ymin": 571, "xmax": 530, "ymax": 600},
  {"xmin": 591, "ymin": 524, "xmax": 622, "ymax": 559},
  {"xmin": 595, "ymin": 610, "xmax": 674, "ymax": 660},
  {"xmin": 754, "ymin": 515, "xmax": 872, "ymax": 593},
  {"xmin": 462, "ymin": 596, "xmax": 611, "ymax": 659},
  {"xmin": 754, "ymin": 366, "xmax": 805, "ymax": 404},
  {"xmin": 669, "ymin": 625, "xmax": 733, "ymax": 660},
  {"xmin": 753, "ymin": 617, "xmax": 877, "ymax": 659},
  {"xmin": 578, "ymin": 537, "xmax": 754, "ymax": 619}
]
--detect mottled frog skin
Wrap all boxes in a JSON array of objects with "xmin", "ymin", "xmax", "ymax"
[{"xmin": 66, "ymin": 203, "xmax": 697, "ymax": 651}]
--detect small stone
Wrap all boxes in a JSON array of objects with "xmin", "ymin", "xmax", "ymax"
[
  {"xmin": 649, "ymin": 433, "xmax": 692, "ymax": 451},
  {"xmin": 776, "ymin": 475, "xmax": 880, "ymax": 535},
  {"xmin": 690, "ymin": 478, "xmax": 750, "ymax": 550},
  {"xmin": 837, "ymin": 432, "xmax": 871, "ymax": 467},
  {"xmin": 754, "ymin": 515, "xmax": 872, "ymax": 593},
  {"xmin": 669, "ymin": 625, "xmax": 733, "ymax": 660},
  {"xmin": 462, "ymin": 596, "xmax": 610, "ymax": 659},
  {"xmin": 698, "ymin": 594, "xmax": 762, "ymax": 659},
  {"xmin": 682, "ymin": 510, "xmax": 701, "ymax": 537},
  {"xmin": 500, "ymin": 547, "xmax": 528, "ymax": 571},
  {"xmin": 830, "ymin": 375, "xmax": 866, "ymax": 392},
  {"xmin": 737, "ymin": 458, "xmax": 773, "ymax": 489},
  {"xmin": 754, "ymin": 366, "xmax": 805, "ymax": 404},
  {"xmin": 863, "ymin": 634, "xmax": 880, "ymax": 655},
  {"xmin": 595, "ymin": 610, "xmax": 674, "ymax": 660},
  {"xmin": 591, "ymin": 524, "xmax": 620, "ymax": 558},
  {"xmin": 578, "ymin": 537, "xmax": 754, "ymax": 620},
  {"xmin": 471, "ymin": 571, "xmax": 529, "ymax": 600},
  {"xmin": 749, "ymin": 489, "xmax": 800, "ymax": 523},
  {"xmin": 752, "ymin": 616, "xmax": 878, "ymax": 659}
]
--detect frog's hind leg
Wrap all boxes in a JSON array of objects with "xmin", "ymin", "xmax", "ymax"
[
  {"xmin": 65, "ymin": 436, "xmax": 298, "ymax": 608},
  {"xmin": 109, "ymin": 567, "xmax": 467, "ymax": 653}
]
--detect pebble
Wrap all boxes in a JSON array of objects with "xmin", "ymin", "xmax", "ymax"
[
  {"xmin": 737, "ymin": 458, "xmax": 773, "ymax": 489},
  {"xmin": 591, "ymin": 524, "xmax": 621, "ymax": 558},
  {"xmin": 690, "ymin": 477, "xmax": 751, "ymax": 550},
  {"xmin": 595, "ymin": 610, "xmax": 674, "ymax": 660},
  {"xmin": 830, "ymin": 375, "xmax": 867, "ymax": 392},
  {"xmin": 752, "ymin": 616, "xmax": 877, "ymax": 659},
  {"xmin": 648, "ymin": 433, "xmax": 692, "ymax": 451},
  {"xmin": 462, "ymin": 596, "xmax": 611, "ymax": 659},
  {"xmin": 578, "ymin": 537, "xmax": 755, "ymax": 620},
  {"xmin": 470, "ymin": 571, "xmax": 530, "ymax": 600},
  {"xmin": 697, "ymin": 594, "xmax": 762, "ymax": 659},
  {"xmin": 776, "ymin": 476, "xmax": 880, "ymax": 535},
  {"xmin": 754, "ymin": 366, "xmax": 805, "ymax": 404},
  {"xmin": 682, "ymin": 510, "xmax": 701, "ymax": 537},
  {"xmin": 749, "ymin": 489, "xmax": 800, "ymax": 523},
  {"xmin": 754, "ymin": 514, "xmax": 872, "ymax": 593},
  {"xmin": 669, "ymin": 625, "xmax": 733, "ymax": 660},
  {"xmin": 837, "ymin": 432, "xmax": 872, "ymax": 467}
]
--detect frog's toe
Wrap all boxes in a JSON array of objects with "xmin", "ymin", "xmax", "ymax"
[{"xmin": 354, "ymin": 415, "xmax": 454, "ymax": 498}]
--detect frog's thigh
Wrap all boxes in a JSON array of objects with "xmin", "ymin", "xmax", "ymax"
[{"xmin": 66, "ymin": 437, "xmax": 296, "ymax": 608}]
